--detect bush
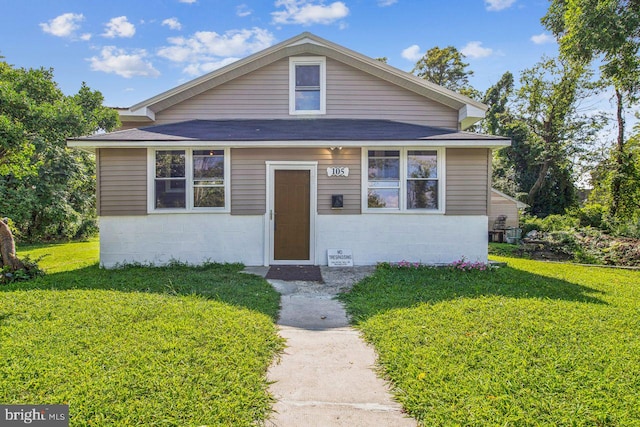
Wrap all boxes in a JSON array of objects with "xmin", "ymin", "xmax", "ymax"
[
  {"xmin": 521, "ymin": 214, "xmax": 579, "ymax": 234},
  {"xmin": 573, "ymin": 203, "xmax": 607, "ymax": 229},
  {"xmin": 516, "ymin": 209, "xmax": 640, "ymax": 267},
  {"xmin": 0, "ymin": 255, "xmax": 44, "ymax": 284}
]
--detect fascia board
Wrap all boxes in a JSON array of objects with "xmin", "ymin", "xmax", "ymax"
[{"xmin": 68, "ymin": 139, "xmax": 511, "ymax": 150}]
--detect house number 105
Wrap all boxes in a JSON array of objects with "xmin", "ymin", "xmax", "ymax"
[{"xmin": 327, "ymin": 166, "xmax": 349, "ymax": 177}]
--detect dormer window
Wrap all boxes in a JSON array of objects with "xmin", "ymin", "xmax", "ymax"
[{"xmin": 290, "ymin": 57, "xmax": 326, "ymax": 115}]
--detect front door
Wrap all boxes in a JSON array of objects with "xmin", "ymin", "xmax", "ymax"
[{"xmin": 274, "ymin": 169, "xmax": 310, "ymax": 261}]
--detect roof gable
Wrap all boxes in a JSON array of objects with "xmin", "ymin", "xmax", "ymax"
[{"xmin": 121, "ymin": 32, "xmax": 486, "ymax": 130}]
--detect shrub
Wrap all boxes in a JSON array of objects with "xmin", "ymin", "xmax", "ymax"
[
  {"xmin": 0, "ymin": 255, "xmax": 44, "ymax": 284},
  {"xmin": 573, "ymin": 203, "xmax": 607, "ymax": 229},
  {"xmin": 449, "ymin": 258, "xmax": 494, "ymax": 272},
  {"xmin": 521, "ymin": 214, "xmax": 579, "ymax": 234}
]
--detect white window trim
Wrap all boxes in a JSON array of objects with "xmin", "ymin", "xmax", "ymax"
[
  {"xmin": 361, "ymin": 147, "xmax": 446, "ymax": 214},
  {"xmin": 147, "ymin": 147, "xmax": 231, "ymax": 214},
  {"xmin": 289, "ymin": 56, "xmax": 326, "ymax": 115}
]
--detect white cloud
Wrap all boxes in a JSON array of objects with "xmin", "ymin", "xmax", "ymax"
[
  {"xmin": 237, "ymin": 4, "xmax": 253, "ymax": 17},
  {"xmin": 179, "ymin": 0, "xmax": 197, "ymax": 3},
  {"xmin": 162, "ymin": 17, "xmax": 182, "ymax": 30},
  {"xmin": 157, "ymin": 27, "xmax": 275, "ymax": 76},
  {"xmin": 378, "ymin": 0, "xmax": 397, "ymax": 6},
  {"xmin": 485, "ymin": 0, "xmax": 515, "ymax": 11},
  {"xmin": 272, "ymin": 0, "xmax": 349, "ymax": 26},
  {"xmin": 531, "ymin": 32, "xmax": 555, "ymax": 44},
  {"xmin": 401, "ymin": 44, "xmax": 423, "ymax": 62},
  {"xmin": 39, "ymin": 13, "xmax": 84, "ymax": 38},
  {"xmin": 80, "ymin": 33, "xmax": 92, "ymax": 41},
  {"xmin": 183, "ymin": 57, "xmax": 241, "ymax": 76},
  {"xmin": 88, "ymin": 46, "xmax": 159, "ymax": 78},
  {"xmin": 102, "ymin": 16, "xmax": 136, "ymax": 38},
  {"xmin": 461, "ymin": 41, "xmax": 493, "ymax": 58}
]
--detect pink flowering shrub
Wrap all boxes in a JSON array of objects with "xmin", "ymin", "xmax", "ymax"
[
  {"xmin": 377, "ymin": 260, "xmax": 425, "ymax": 270},
  {"xmin": 377, "ymin": 258, "xmax": 495, "ymax": 272},
  {"xmin": 449, "ymin": 258, "xmax": 493, "ymax": 272}
]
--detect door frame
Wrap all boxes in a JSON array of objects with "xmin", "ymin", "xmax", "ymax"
[{"xmin": 264, "ymin": 161, "xmax": 317, "ymax": 266}]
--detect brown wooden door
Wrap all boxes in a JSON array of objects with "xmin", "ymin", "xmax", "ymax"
[{"xmin": 274, "ymin": 170, "xmax": 310, "ymax": 261}]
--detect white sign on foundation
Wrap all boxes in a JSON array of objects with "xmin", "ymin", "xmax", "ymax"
[{"xmin": 327, "ymin": 249, "xmax": 353, "ymax": 267}]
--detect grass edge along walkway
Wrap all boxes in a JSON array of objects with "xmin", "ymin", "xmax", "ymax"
[{"xmin": 338, "ymin": 257, "xmax": 640, "ymax": 426}]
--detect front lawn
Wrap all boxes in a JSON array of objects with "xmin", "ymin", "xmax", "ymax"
[
  {"xmin": 2, "ymin": 242, "xmax": 283, "ymax": 426},
  {"xmin": 339, "ymin": 258, "xmax": 640, "ymax": 425}
]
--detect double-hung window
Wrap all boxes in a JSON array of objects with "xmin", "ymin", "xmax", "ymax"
[
  {"xmin": 151, "ymin": 148, "xmax": 229, "ymax": 212},
  {"xmin": 365, "ymin": 148, "xmax": 443, "ymax": 212},
  {"xmin": 289, "ymin": 57, "xmax": 326, "ymax": 115}
]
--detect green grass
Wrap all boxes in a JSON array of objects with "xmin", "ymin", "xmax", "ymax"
[
  {"xmin": 17, "ymin": 237, "xmax": 100, "ymax": 273},
  {"xmin": 3, "ymin": 241, "xmax": 283, "ymax": 426},
  {"xmin": 339, "ymin": 258, "xmax": 640, "ymax": 426}
]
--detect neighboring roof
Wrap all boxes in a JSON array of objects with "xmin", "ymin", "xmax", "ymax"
[
  {"xmin": 491, "ymin": 188, "xmax": 529, "ymax": 209},
  {"xmin": 117, "ymin": 32, "xmax": 487, "ymax": 130},
  {"xmin": 69, "ymin": 119, "xmax": 510, "ymax": 150}
]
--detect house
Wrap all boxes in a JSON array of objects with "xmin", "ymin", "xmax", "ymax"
[
  {"xmin": 489, "ymin": 188, "xmax": 528, "ymax": 230},
  {"xmin": 68, "ymin": 32, "xmax": 510, "ymax": 268}
]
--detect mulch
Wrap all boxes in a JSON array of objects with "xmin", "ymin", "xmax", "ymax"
[{"xmin": 266, "ymin": 265, "xmax": 323, "ymax": 282}]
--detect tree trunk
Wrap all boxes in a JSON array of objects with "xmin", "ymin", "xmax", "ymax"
[
  {"xmin": 0, "ymin": 219, "xmax": 24, "ymax": 271},
  {"xmin": 528, "ymin": 159, "xmax": 551, "ymax": 208},
  {"xmin": 610, "ymin": 88, "xmax": 626, "ymax": 218}
]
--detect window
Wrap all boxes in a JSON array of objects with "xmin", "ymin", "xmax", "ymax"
[
  {"xmin": 193, "ymin": 150, "xmax": 225, "ymax": 208},
  {"xmin": 407, "ymin": 150, "xmax": 438, "ymax": 209},
  {"xmin": 151, "ymin": 148, "xmax": 229, "ymax": 212},
  {"xmin": 290, "ymin": 57, "xmax": 326, "ymax": 115},
  {"xmin": 155, "ymin": 150, "xmax": 186, "ymax": 208},
  {"xmin": 365, "ymin": 148, "xmax": 443, "ymax": 212},
  {"xmin": 367, "ymin": 150, "xmax": 400, "ymax": 208}
]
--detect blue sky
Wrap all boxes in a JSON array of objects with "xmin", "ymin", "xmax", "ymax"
[{"xmin": 1, "ymin": 0, "xmax": 562, "ymax": 107}]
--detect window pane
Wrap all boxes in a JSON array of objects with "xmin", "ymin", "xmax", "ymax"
[
  {"xmin": 368, "ymin": 180, "xmax": 400, "ymax": 188},
  {"xmin": 156, "ymin": 150, "xmax": 185, "ymax": 178},
  {"xmin": 155, "ymin": 179, "xmax": 186, "ymax": 208},
  {"xmin": 296, "ymin": 65, "xmax": 320, "ymax": 87},
  {"xmin": 408, "ymin": 150, "xmax": 437, "ymax": 179},
  {"xmin": 368, "ymin": 150, "xmax": 400, "ymax": 157},
  {"xmin": 194, "ymin": 187, "xmax": 224, "ymax": 208},
  {"xmin": 295, "ymin": 90, "xmax": 320, "ymax": 110},
  {"xmin": 193, "ymin": 150, "xmax": 223, "ymax": 156},
  {"xmin": 407, "ymin": 180, "xmax": 438, "ymax": 209},
  {"xmin": 368, "ymin": 189, "xmax": 399, "ymax": 208},
  {"xmin": 368, "ymin": 158, "xmax": 399, "ymax": 180},
  {"xmin": 194, "ymin": 155, "xmax": 224, "ymax": 179}
]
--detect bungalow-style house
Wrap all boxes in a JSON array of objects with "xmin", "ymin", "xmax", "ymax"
[{"xmin": 69, "ymin": 32, "xmax": 510, "ymax": 268}]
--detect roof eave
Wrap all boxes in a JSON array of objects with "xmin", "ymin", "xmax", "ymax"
[
  {"xmin": 119, "ymin": 107, "xmax": 155, "ymax": 123},
  {"xmin": 68, "ymin": 139, "xmax": 511, "ymax": 150}
]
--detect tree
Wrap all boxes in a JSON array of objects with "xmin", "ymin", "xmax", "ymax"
[
  {"xmin": 412, "ymin": 46, "xmax": 477, "ymax": 97},
  {"xmin": 587, "ymin": 117, "xmax": 640, "ymax": 224},
  {"xmin": 0, "ymin": 60, "xmax": 119, "ymax": 241},
  {"xmin": 482, "ymin": 71, "xmax": 515, "ymax": 135},
  {"xmin": 542, "ymin": 0, "xmax": 640, "ymax": 218},
  {"xmin": 0, "ymin": 218, "xmax": 23, "ymax": 271},
  {"xmin": 485, "ymin": 59, "xmax": 602, "ymax": 216}
]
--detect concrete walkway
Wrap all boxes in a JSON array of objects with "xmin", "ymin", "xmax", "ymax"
[{"xmin": 251, "ymin": 266, "xmax": 416, "ymax": 427}]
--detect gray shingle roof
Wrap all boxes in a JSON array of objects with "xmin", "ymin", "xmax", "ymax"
[{"xmin": 74, "ymin": 119, "xmax": 509, "ymax": 142}]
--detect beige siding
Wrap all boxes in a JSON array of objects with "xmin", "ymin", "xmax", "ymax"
[
  {"xmin": 489, "ymin": 191, "xmax": 520, "ymax": 229},
  {"xmin": 445, "ymin": 148, "xmax": 490, "ymax": 215},
  {"xmin": 231, "ymin": 148, "xmax": 361, "ymax": 215},
  {"xmin": 154, "ymin": 57, "xmax": 458, "ymax": 128},
  {"xmin": 97, "ymin": 148, "xmax": 147, "ymax": 216}
]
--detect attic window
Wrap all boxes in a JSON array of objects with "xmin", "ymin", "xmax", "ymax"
[{"xmin": 290, "ymin": 57, "xmax": 326, "ymax": 115}]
